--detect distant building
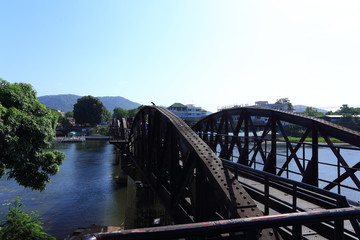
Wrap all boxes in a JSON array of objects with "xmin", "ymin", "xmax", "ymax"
[
  {"xmin": 252, "ymin": 101, "xmax": 292, "ymax": 111},
  {"xmin": 168, "ymin": 103, "xmax": 211, "ymax": 123},
  {"xmin": 218, "ymin": 101, "xmax": 292, "ymax": 112},
  {"xmin": 218, "ymin": 101, "xmax": 292, "ymax": 128},
  {"xmin": 57, "ymin": 110, "xmax": 65, "ymax": 117}
]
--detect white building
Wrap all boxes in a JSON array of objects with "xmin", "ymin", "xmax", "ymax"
[{"xmin": 168, "ymin": 103, "xmax": 211, "ymax": 122}]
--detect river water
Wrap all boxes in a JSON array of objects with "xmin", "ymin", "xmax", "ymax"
[
  {"xmin": 0, "ymin": 140, "xmax": 359, "ymax": 239},
  {"xmin": 0, "ymin": 141, "xmax": 126, "ymax": 239}
]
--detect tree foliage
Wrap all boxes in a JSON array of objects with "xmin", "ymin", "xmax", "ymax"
[
  {"xmin": 327, "ymin": 104, "xmax": 360, "ymax": 116},
  {"xmin": 0, "ymin": 79, "xmax": 65, "ymax": 190},
  {"xmin": 325, "ymin": 104, "xmax": 360, "ymax": 131},
  {"xmin": 113, "ymin": 107, "xmax": 129, "ymax": 120},
  {"xmin": 0, "ymin": 198, "xmax": 55, "ymax": 240},
  {"xmin": 275, "ymin": 98, "xmax": 294, "ymax": 110},
  {"xmin": 87, "ymin": 125, "xmax": 110, "ymax": 136},
  {"xmin": 303, "ymin": 107, "xmax": 325, "ymax": 117},
  {"xmin": 64, "ymin": 111, "xmax": 73, "ymax": 118},
  {"xmin": 282, "ymin": 124, "xmax": 306, "ymax": 137},
  {"xmin": 113, "ymin": 107, "xmax": 140, "ymax": 121},
  {"xmin": 73, "ymin": 95, "xmax": 109, "ymax": 126}
]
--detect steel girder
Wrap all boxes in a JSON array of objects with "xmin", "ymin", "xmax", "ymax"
[
  {"xmin": 192, "ymin": 107, "xmax": 360, "ymax": 196},
  {"xmin": 127, "ymin": 106, "xmax": 277, "ymax": 239}
]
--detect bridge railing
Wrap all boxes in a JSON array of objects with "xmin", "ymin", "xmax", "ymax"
[
  {"xmin": 221, "ymin": 158, "xmax": 360, "ymax": 238},
  {"xmin": 206, "ymin": 134, "xmax": 360, "ymax": 201},
  {"xmin": 86, "ymin": 207, "xmax": 360, "ymax": 240}
]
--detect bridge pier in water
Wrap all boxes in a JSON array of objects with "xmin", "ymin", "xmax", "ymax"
[
  {"xmin": 111, "ymin": 139, "xmax": 173, "ymax": 230},
  {"xmin": 114, "ymin": 149, "xmax": 127, "ymax": 185},
  {"xmin": 125, "ymin": 177, "xmax": 173, "ymax": 229}
]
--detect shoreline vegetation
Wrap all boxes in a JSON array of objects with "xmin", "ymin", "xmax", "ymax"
[{"xmin": 278, "ymin": 137, "xmax": 343, "ymax": 144}]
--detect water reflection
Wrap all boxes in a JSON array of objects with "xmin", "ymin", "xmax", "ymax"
[{"xmin": 0, "ymin": 141, "xmax": 126, "ymax": 239}]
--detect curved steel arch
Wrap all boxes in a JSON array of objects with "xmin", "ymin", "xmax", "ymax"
[
  {"xmin": 194, "ymin": 107, "xmax": 360, "ymax": 147},
  {"xmin": 127, "ymin": 106, "xmax": 276, "ymax": 239},
  {"xmin": 193, "ymin": 107, "xmax": 360, "ymax": 197}
]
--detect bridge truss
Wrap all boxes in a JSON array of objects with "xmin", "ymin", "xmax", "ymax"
[
  {"xmin": 192, "ymin": 107, "xmax": 360, "ymax": 200},
  {"xmin": 108, "ymin": 106, "xmax": 360, "ymax": 240}
]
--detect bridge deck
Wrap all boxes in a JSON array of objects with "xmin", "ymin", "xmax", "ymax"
[{"xmin": 238, "ymin": 175, "xmax": 357, "ymax": 239}]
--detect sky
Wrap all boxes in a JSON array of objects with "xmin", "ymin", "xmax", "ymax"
[{"xmin": 1, "ymin": 0, "xmax": 360, "ymax": 113}]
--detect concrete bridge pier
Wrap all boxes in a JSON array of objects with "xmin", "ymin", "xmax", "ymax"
[
  {"xmin": 113, "ymin": 148, "xmax": 128, "ymax": 186},
  {"xmin": 113, "ymin": 145, "xmax": 173, "ymax": 229},
  {"xmin": 124, "ymin": 177, "xmax": 173, "ymax": 229}
]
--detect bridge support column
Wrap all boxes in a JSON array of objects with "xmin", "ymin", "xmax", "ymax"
[
  {"xmin": 114, "ymin": 149, "xmax": 128, "ymax": 186},
  {"xmin": 303, "ymin": 127, "xmax": 319, "ymax": 186},
  {"xmin": 264, "ymin": 116, "xmax": 277, "ymax": 174},
  {"xmin": 124, "ymin": 177, "xmax": 173, "ymax": 229}
]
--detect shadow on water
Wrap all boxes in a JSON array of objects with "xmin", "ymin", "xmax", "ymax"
[{"xmin": 0, "ymin": 141, "xmax": 127, "ymax": 239}]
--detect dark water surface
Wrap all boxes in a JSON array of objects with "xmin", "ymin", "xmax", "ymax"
[{"xmin": 0, "ymin": 141, "xmax": 126, "ymax": 239}]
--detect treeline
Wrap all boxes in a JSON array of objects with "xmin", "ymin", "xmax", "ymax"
[
  {"xmin": 58, "ymin": 95, "xmax": 141, "ymax": 127},
  {"xmin": 326, "ymin": 104, "xmax": 360, "ymax": 131},
  {"xmin": 286, "ymin": 104, "xmax": 360, "ymax": 136}
]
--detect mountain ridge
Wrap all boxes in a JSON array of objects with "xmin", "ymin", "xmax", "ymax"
[{"xmin": 38, "ymin": 94, "xmax": 142, "ymax": 112}]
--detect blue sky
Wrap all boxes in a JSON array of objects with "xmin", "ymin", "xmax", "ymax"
[{"xmin": 1, "ymin": 0, "xmax": 360, "ymax": 112}]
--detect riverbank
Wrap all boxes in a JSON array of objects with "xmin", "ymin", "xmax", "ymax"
[
  {"xmin": 65, "ymin": 225, "xmax": 122, "ymax": 240},
  {"xmin": 54, "ymin": 136, "xmax": 110, "ymax": 142},
  {"xmin": 278, "ymin": 137, "xmax": 344, "ymax": 144}
]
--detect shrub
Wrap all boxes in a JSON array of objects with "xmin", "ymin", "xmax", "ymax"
[{"xmin": 0, "ymin": 198, "xmax": 55, "ymax": 240}]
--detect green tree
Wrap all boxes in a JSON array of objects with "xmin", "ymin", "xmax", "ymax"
[
  {"xmin": 283, "ymin": 124, "xmax": 306, "ymax": 137},
  {"xmin": 0, "ymin": 198, "xmax": 55, "ymax": 240},
  {"xmin": 128, "ymin": 107, "xmax": 140, "ymax": 119},
  {"xmin": 113, "ymin": 107, "xmax": 140, "ymax": 122},
  {"xmin": 327, "ymin": 104, "xmax": 360, "ymax": 115},
  {"xmin": 88, "ymin": 125, "xmax": 110, "ymax": 136},
  {"xmin": 303, "ymin": 107, "xmax": 325, "ymax": 117},
  {"xmin": 275, "ymin": 98, "xmax": 294, "ymax": 110},
  {"xmin": 336, "ymin": 104, "xmax": 360, "ymax": 115},
  {"xmin": 325, "ymin": 104, "xmax": 360, "ymax": 131},
  {"xmin": 113, "ymin": 107, "xmax": 128, "ymax": 120},
  {"xmin": 102, "ymin": 108, "xmax": 112, "ymax": 123},
  {"xmin": 0, "ymin": 79, "xmax": 65, "ymax": 190},
  {"xmin": 64, "ymin": 111, "xmax": 73, "ymax": 118},
  {"xmin": 73, "ymin": 95, "xmax": 108, "ymax": 126}
]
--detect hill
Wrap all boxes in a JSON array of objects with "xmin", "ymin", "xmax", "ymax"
[
  {"xmin": 38, "ymin": 94, "xmax": 141, "ymax": 112},
  {"xmin": 293, "ymin": 105, "xmax": 328, "ymax": 113}
]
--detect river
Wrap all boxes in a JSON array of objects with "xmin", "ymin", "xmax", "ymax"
[
  {"xmin": 0, "ymin": 140, "xmax": 359, "ymax": 239},
  {"xmin": 0, "ymin": 141, "xmax": 126, "ymax": 239}
]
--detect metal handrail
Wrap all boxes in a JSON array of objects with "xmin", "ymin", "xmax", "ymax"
[
  {"xmin": 221, "ymin": 158, "xmax": 360, "ymax": 238},
  {"xmin": 221, "ymin": 158, "xmax": 351, "ymax": 203},
  {"xmin": 206, "ymin": 133, "xmax": 360, "ymax": 198},
  {"xmin": 84, "ymin": 207, "xmax": 360, "ymax": 240}
]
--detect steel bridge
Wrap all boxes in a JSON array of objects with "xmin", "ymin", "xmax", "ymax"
[{"xmin": 102, "ymin": 106, "xmax": 360, "ymax": 240}]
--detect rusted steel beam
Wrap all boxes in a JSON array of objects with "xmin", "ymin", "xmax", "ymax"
[
  {"xmin": 89, "ymin": 207, "xmax": 360, "ymax": 240},
  {"xmin": 125, "ymin": 106, "xmax": 277, "ymax": 239},
  {"xmin": 193, "ymin": 107, "xmax": 360, "ymax": 148},
  {"xmin": 193, "ymin": 107, "xmax": 360, "ymax": 200}
]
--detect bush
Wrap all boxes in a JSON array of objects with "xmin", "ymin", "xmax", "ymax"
[
  {"xmin": 88, "ymin": 125, "xmax": 110, "ymax": 136},
  {"xmin": 0, "ymin": 198, "xmax": 55, "ymax": 240},
  {"xmin": 282, "ymin": 124, "xmax": 306, "ymax": 137}
]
